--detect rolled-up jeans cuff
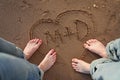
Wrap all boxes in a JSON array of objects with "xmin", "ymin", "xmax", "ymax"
[
  {"xmin": 90, "ymin": 58, "xmax": 112, "ymax": 76},
  {"xmin": 40, "ymin": 69, "xmax": 44, "ymax": 80},
  {"xmin": 39, "ymin": 69, "xmax": 44, "ymax": 80}
]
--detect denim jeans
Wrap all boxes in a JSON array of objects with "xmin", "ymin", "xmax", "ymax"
[
  {"xmin": 0, "ymin": 38, "xmax": 43, "ymax": 80},
  {"xmin": 90, "ymin": 38, "xmax": 120, "ymax": 80}
]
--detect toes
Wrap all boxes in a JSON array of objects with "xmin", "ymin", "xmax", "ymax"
[
  {"xmin": 52, "ymin": 52, "xmax": 56, "ymax": 58},
  {"xmin": 45, "ymin": 49, "xmax": 56, "ymax": 63},
  {"xmin": 73, "ymin": 66, "xmax": 78, "ymax": 70},
  {"xmin": 30, "ymin": 38, "xmax": 37, "ymax": 43},
  {"xmin": 32, "ymin": 39, "xmax": 42, "ymax": 47},
  {"xmin": 72, "ymin": 58, "xmax": 79, "ymax": 63},
  {"xmin": 33, "ymin": 38, "xmax": 41, "ymax": 43},
  {"xmin": 86, "ymin": 39, "xmax": 94, "ymax": 44},
  {"xmin": 33, "ymin": 38, "xmax": 37, "ymax": 42},
  {"xmin": 52, "ymin": 52, "xmax": 56, "ymax": 56},
  {"xmin": 85, "ymin": 39, "xmax": 98, "ymax": 47},
  {"xmin": 35, "ymin": 39, "xmax": 39, "ymax": 43},
  {"xmin": 86, "ymin": 40, "xmax": 90, "ymax": 44},
  {"xmin": 72, "ymin": 63, "xmax": 77, "ymax": 67},
  {"xmin": 93, "ymin": 39, "xmax": 97, "ymax": 42},
  {"xmin": 47, "ymin": 49, "xmax": 55, "ymax": 56},
  {"xmin": 51, "ymin": 52, "xmax": 56, "ymax": 62},
  {"xmin": 27, "ymin": 39, "xmax": 35, "ymax": 45},
  {"xmin": 86, "ymin": 39, "xmax": 93, "ymax": 43},
  {"xmin": 39, "ymin": 39, "xmax": 42, "ymax": 43},
  {"xmin": 29, "ymin": 39, "xmax": 34, "ymax": 43},
  {"xmin": 72, "ymin": 59, "xmax": 78, "ymax": 68},
  {"xmin": 84, "ymin": 43, "xmax": 89, "ymax": 48},
  {"xmin": 72, "ymin": 63, "xmax": 76, "ymax": 68},
  {"xmin": 72, "ymin": 64, "xmax": 79, "ymax": 71},
  {"xmin": 37, "ymin": 39, "xmax": 42, "ymax": 45}
]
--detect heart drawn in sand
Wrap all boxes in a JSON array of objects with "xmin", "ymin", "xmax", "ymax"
[{"xmin": 29, "ymin": 10, "xmax": 96, "ymax": 80}]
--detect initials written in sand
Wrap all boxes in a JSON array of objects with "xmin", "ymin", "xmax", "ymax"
[{"xmin": 44, "ymin": 24, "xmax": 87, "ymax": 45}]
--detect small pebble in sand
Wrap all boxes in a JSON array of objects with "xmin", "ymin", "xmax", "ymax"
[
  {"xmin": 101, "ymin": 5, "xmax": 105, "ymax": 8},
  {"xmin": 93, "ymin": 4, "xmax": 98, "ymax": 8},
  {"xmin": 87, "ymin": 7, "xmax": 91, "ymax": 9}
]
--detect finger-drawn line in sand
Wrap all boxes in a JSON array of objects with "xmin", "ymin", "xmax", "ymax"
[
  {"xmin": 54, "ymin": 29, "xmax": 63, "ymax": 43},
  {"xmin": 44, "ymin": 31, "xmax": 55, "ymax": 44},
  {"xmin": 56, "ymin": 10, "xmax": 95, "ymax": 41},
  {"xmin": 74, "ymin": 20, "xmax": 89, "ymax": 41},
  {"xmin": 30, "ymin": 10, "xmax": 96, "ymax": 61},
  {"xmin": 20, "ymin": 0, "xmax": 32, "ymax": 10},
  {"xmin": 30, "ymin": 10, "xmax": 96, "ymax": 57},
  {"xmin": 64, "ymin": 27, "xmax": 72, "ymax": 39},
  {"xmin": 75, "ymin": 20, "xmax": 80, "ymax": 40},
  {"xmin": 30, "ymin": 19, "xmax": 64, "ymax": 46},
  {"xmin": 30, "ymin": 10, "xmax": 96, "ymax": 80}
]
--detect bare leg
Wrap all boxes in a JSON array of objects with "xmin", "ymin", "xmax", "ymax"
[
  {"xmin": 38, "ymin": 49, "xmax": 56, "ymax": 72},
  {"xmin": 84, "ymin": 39, "xmax": 107, "ymax": 58},
  {"xmin": 72, "ymin": 58, "xmax": 90, "ymax": 74},
  {"xmin": 23, "ymin": 39, "xmax": 42, "ymax": 59}
]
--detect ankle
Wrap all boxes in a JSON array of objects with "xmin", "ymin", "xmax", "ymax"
[
  {"xmin": 100, "ymin": 52, "xmax": 108, "ymax": 58},
  {"xmin": 84, "ymin": 64, "xmax": 90, "ymax": 74},
  {"xmin": 38, "ymin": 64, "xmax": 45, "ymax": 72},
  {"xmin": 25, "ymin": 54, "xmax": 30, "ymax": 59}
]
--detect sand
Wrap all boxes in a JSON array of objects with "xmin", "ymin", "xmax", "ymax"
[{"xmin": 0, "ymin": 0, "xmax": 120, "ymax": 80}]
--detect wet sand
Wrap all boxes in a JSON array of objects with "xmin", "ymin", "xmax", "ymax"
[{"xmin": 0, "ymin": 0, "xmax": 120, "ymax": 80}]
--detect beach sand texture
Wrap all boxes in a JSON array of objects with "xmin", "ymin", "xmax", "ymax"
[{"xmin": 0, "ymin": 0, "xmax": 120, "ymax": 80}]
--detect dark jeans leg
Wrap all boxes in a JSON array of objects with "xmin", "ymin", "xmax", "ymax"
[{"xmin": 0, "ymin": 38, "xmax": 24, "ymax": 58}]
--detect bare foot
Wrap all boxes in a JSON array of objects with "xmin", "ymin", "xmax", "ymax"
[
  {"xmin": 84, "ymin": 39, "xmax": 107, "ymax": 58},
  {"xmin": 72, "ymin": 58, "xmax": 90, "ymax": 74},
  {"xmin": 23, "ymin": 39, "xmax": 42, "ymax": 59},
  {"xmin": 38, "ymin": 49, "xmax": 56, "ymax": 72}
]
